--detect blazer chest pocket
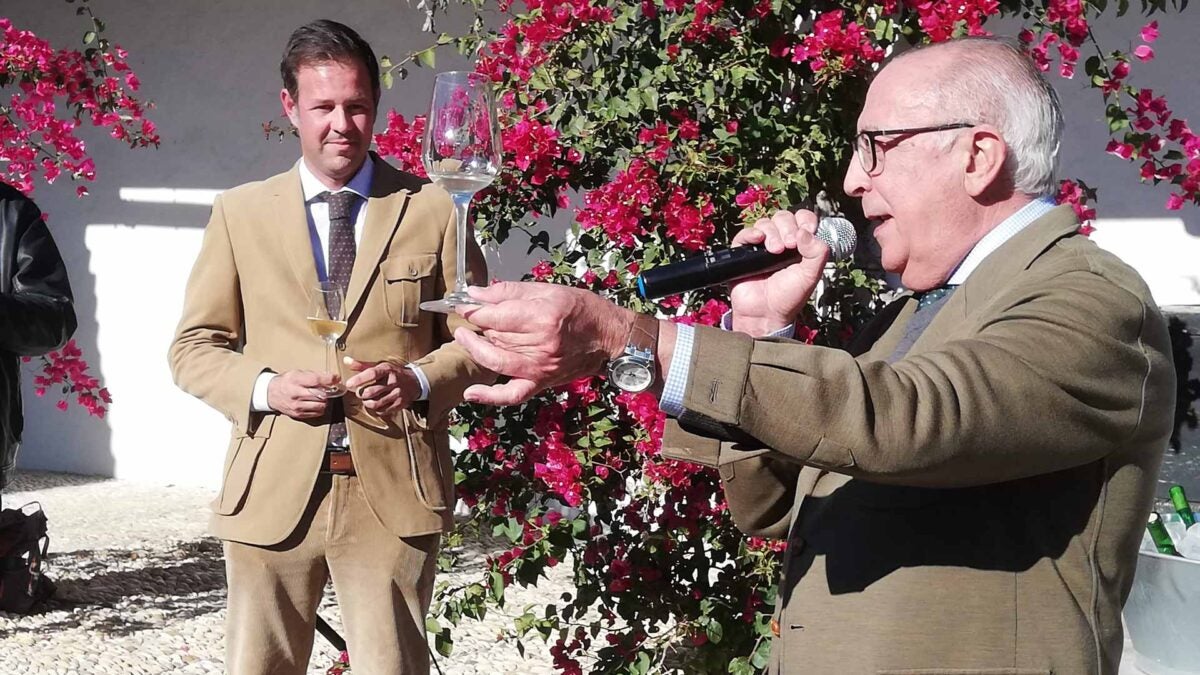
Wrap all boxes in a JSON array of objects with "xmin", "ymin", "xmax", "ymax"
[{"xmin": 382, "ymin": 253, "xmax": 438, "ymax": 328}]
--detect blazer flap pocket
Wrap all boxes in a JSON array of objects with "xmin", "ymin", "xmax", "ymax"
[
  {"xmin": 236, "ymin": 413, "xmax": 276, "ymax": 440},
  {"xmin": 383, "ymin": 253, "xmax": 437, "ymax": 281},
  {"xmin": 403, "ymin": 412, "xmax": 451, "ymax": 512},
  {"xmin": 212, "ymin": 435, "xmax": 269, "ymax": 515}
]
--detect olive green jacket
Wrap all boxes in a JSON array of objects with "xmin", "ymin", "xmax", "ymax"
[{"xmin": 663, "ymin": 206, "xmax": 1175, "ymax": 674}]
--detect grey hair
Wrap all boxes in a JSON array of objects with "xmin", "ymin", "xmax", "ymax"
[{"xmin": 890, "ymin": 37, "xmax": 1064, "ymax": 197}]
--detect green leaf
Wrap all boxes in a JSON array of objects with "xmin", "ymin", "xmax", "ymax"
[
  {"xmin": 83, "ymin": 31, "xmax": 96, "ymax": 44},
  {"xmin": 490, "ymin": 569, "xmax": 506, "ymax": 602},
  {"xmin": 630, "ymin": 651, "xmax": 652, "ymax": 674},
  {"xmin": 640, "ymin": 88, "xmax": 659, "ymax": 111},
  {"xmin": 751, "ymin": 636, "xmax": 773, "ymax": 667},
  {"xmin": 435, "ymin": 628, "xmax": 454, "ymax": 657},
  {"xmin": 416, "ymin": 48, "xmax": 436, "ymax": 69},
  {"xmin": 729, "ymin": 657, "xmax": 755, "ymax": 675},
  {"xmin": 706, "ymin": 618, "xmax": 725, "ymax": 644},
  {"xmin": 730, "ymin": 65, "xmax": 752, "ymax": 88}
]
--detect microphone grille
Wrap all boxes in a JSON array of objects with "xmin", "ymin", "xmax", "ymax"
[{"xmin": 815, "ymin": 216, "xmax": 857, "ymax": 262}]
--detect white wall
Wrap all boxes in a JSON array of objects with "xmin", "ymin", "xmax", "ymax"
[{"xmin": 5, "ymin": 2, "xmax": 1198, "ymax": 487}]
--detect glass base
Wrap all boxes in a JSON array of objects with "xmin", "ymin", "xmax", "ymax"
[
  {"xmin": 321, "ymin": 384, "xmax": 346, "ymax": 399},
  {"xmin": 420, "ymin": 291, "xmax": 481, "ymax": 314}
]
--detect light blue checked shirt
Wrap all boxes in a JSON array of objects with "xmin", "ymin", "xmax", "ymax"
[{"xmin": 659, "ymin": 197, "xmax": 1057, "ymax": 417}]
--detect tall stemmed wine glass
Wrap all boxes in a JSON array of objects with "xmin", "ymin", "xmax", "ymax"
[{"xmin": 419, "ymin": 71, "xmax": 502, "ymax": 313}]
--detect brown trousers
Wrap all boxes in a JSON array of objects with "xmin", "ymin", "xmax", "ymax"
[{"xmin": 223, "ymin": 474, "xmax": 439, "ymax": 675}]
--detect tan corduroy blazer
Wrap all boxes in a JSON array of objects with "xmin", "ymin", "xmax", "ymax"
[
  {"xmin": 169, "ymin": 154, "xmax": 491, "ymax": 545},
  {"xmin": 663, "ymin": 206, "xmax": 1176, "ymax": 674}
]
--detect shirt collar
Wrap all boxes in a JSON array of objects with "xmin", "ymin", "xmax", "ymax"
[
  {"xmin": 298, "ymin": 156, "xmax": 374, "ymax": 204},
  {"xmin": 945, "ymin": 195, "xmax": 1057, "ymax": 286}
]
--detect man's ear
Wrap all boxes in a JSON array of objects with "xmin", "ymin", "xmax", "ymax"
[
  {"xmin": 962, "ymin": 125, "xmax": 1008, "ymax": 198},
  {"xmin": 281, "ymin": 88, "xmax": 299, "ymax": 127}
]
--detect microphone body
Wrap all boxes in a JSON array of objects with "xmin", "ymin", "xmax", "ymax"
[{"xmin": 637, "ymin": 216, "xmax": 857, "ymax": 300}]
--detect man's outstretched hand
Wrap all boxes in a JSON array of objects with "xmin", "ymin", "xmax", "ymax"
[{"xmin": 454, "ymin": 282, "xmax": 632, "ymax": 406}]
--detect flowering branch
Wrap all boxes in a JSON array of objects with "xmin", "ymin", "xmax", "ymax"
[
  {"xmin": 22, "ymin": 339, "xmax": 109, "ymax": 418},
  {"xmin": 2, "ymin": 2, "xmax": 159, "ymax": 417}
]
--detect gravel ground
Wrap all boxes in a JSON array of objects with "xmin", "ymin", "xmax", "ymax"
[
  {"xmin": 0, "ymin": 470, "xmax": 569, "ymax": 674},
  {"xmin": 0, "ymin": 471, "xmax": 1154, "ymax": 674}
]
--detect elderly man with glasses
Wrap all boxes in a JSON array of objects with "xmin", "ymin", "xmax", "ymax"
[{"xmin": 453, "ymin": 36, "xmax": 1175, "ymax": 673}]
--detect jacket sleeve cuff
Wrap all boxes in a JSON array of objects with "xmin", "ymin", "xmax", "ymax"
[{"xmin": 680, "ymin": 326, "xmax": 755, "ymax": 425}]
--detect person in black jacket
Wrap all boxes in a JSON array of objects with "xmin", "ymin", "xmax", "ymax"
[{"xmin": 0, "ymin": 182, "xmax": 77, "ymax": 492}]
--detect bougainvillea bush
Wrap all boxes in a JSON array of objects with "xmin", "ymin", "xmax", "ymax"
[
  {"xmin": 2, "ymin": 1, "xmax": 158, "ymax": 417},
  {"xmin": 368, "ymin": 1, "xmax": 1198, "ymax": 673}
]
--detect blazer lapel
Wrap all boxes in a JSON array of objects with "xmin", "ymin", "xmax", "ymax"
[
  {"xmin": 343, "ymin": 155, "xmax": 413, "ymax": 319},
  {"xmin": 270, "ymin": 165, "xmax": 322, "ymax": 297},
  {"xmin": 958, "ymin": 205, "xmax": 1080, "ymax": 314},
  {"xmin": 904, "ymin": 205, "xmax": 1081, "ymax": 356}
]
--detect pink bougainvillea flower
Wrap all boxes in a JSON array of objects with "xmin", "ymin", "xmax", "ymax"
[{"xmin": 1141, "ymin": 21, "xmax": 1159, "ymax": 43}]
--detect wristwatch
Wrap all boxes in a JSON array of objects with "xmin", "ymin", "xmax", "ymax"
[{"xmin": 607, "ymin": 314, "xmax": 660, "ymax": 393}]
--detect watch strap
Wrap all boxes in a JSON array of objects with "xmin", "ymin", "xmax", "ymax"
[{"xmin": 627, "ymin": 313, "xmax": 660, "ymax": 355}]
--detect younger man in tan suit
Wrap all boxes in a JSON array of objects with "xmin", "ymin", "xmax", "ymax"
[{"xmin": 170, "ymin": 20, "xmax": 490, "ymax": 674}]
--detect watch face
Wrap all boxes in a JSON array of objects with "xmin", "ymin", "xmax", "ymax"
[{"xmin": 610, "ymin": 359, "xmax": 653, "ymax": 392}]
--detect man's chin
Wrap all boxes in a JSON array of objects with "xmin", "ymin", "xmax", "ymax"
[{"xmin": 319, "ymin": 154, "xmax": 367, "ymax": 179}]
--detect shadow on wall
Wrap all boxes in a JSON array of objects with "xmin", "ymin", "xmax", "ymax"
[
  {"xmin": 1162, "ymin": 308, "xmax": 1200, "ymax": 499},
  {"xmin": 17, "ymin": 193, "xmax": 114, "ymax": 480}
]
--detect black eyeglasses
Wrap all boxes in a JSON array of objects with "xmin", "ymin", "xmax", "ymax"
[{"xmin": 854, "ymin": 123, "xmax": 974, "ymax": 174}]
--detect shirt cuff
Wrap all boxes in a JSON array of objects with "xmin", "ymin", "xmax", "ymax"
[
  {"xmin": 661, "ymin": 315, "xmax": 796, "ymax": 418},
  {"xmin": 251, "ymin": 371, "xmax": 276, "ymax": 412},
  {"xmin": 407, "ymin": 364, "xmax": 430, "ymax": 401},
  {"xmin": 659, "ymin": 323, "xmax": 695, "ymax": 418},
  {"xmin": 720, "ymin": 310, "xmax": 796, "ymax": 339}
]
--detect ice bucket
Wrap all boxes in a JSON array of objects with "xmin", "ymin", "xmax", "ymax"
[{"xmin": 1124, "ymin": 533, "xmax": 1200, "ymax": 674}]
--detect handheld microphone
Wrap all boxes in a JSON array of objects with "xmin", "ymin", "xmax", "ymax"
[{"xmin": 636, "ymin": 217, "xmax": 857, "ymax": 300}]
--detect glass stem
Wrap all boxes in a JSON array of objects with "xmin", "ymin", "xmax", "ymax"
[
  {"xmin": 326, "ymin": 338, "xmax": 338, "ymax": 385},
  {"xmin": 451, "ymin": 192, "xmax": 473, "ymax": 296}
]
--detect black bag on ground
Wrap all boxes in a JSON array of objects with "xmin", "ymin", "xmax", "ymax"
[{"xmin": 0, "ymin": 502, "xmax": 55, "ymax": 613}]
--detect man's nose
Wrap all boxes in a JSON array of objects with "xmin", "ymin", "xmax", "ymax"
[
  {"xmin": 331, "ymin": 107, "xmax": 352, "ymax": 133},
  {"xmin": 843, "ymin": 156, "xmax": 869, "ymax": 197}
]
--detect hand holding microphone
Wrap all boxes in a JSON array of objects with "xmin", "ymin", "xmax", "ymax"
[{"xmin": 636, "ymin": 209, "xmax": 857, "ymax": 299}]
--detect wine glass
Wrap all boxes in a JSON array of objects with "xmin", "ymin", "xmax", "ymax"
[
  {"xmin": 420, "ymin": 71, "xmax": 502, "ymax": 313},
  {"xmin": 308, "ymin": 281, "xmax": 347, "ymax": 398}
]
